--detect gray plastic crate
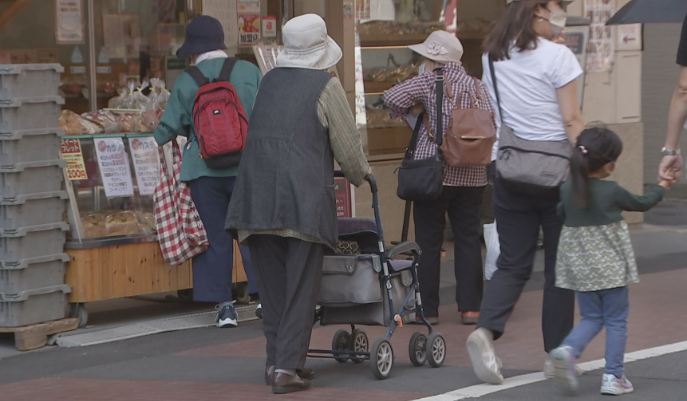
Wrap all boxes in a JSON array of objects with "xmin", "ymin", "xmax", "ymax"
[
  {"xmin": 0, "ymin": 223, "xmax": 69, "ymax": 264},
  {"xmin": 0, "ymin": 97, "xmax": 63, "ymax": 133},
  {"xmin": 0, "ymin": 254, "xmax": 69, "ymax": 294},
  {"xmin": 0, "ymin": 284, "xmax": 70, "ymax": 327},
  {"xmin": 0, "ymin": 159, "xmax": 66, "ymax": 201},
  {"xmin": 0, "ymin": 192, "xmax": 68, "ymax": 232},
  {"xmin": 0, "ymin": 128, "xmax": 63, "ymax": 168},
  {"xmin": 0, "ymin": 64, "xmax": 63, "ymax": 100}
]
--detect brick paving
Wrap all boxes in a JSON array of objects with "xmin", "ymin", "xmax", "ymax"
[{"xmin": 0, "ymin": 267, "xmax": 686, "ymax": 400}]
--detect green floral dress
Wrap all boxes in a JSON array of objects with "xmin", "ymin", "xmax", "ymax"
[
  {"xmin": 556, "ymin": 221, "xmax": 638, "ymax": 292},
  {"xmin": 556, "ymin": 179, "xmax": 665, "ymax": 292}
]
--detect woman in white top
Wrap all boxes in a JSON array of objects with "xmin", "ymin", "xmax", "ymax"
[{"xmin": 466, "ymin": 0, "xmax": 585, "ymax": 385}]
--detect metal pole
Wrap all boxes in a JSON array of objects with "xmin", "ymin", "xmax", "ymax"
[{"xmin": 87, "ymin": 0, "xmax": 97, "ymax": 111}]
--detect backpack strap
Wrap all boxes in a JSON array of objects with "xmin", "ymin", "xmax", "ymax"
[
  {"xmin": 186, "ymin": 66, "xmax": 210, "ymax": 87},
  {"xmin": 218, "ymin": 58, "xmax": 237, "ymax": 82}
]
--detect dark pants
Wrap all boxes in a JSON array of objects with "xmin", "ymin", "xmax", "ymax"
[
  {"xmin": 477, "ymin": 179, "xmax": 575, "ymax": 353},
  {"xmin": 247, "ymin": 235, "xmax": 324, "ymax": 370},
  {"xmin": 414, "ymin": 185, "xmax": 485, "ymax": 317},
  {"xmin": 189, "ymin": 176, "xmax": 258, "ymax": 303}
]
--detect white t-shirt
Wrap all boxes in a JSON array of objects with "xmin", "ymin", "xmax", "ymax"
[{"xmin": 481, "ymin": 39, "xmax": 583, "ymax": 161}]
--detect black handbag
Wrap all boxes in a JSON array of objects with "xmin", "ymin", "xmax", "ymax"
[{"xmin": 396, "ymin": 72, "xmax": 445, "ymax": 202}]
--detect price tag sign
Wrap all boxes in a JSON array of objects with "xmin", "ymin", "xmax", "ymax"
[
  {"xmin": 95, "ymin": 137, "xmax": 134, "ymax": 198},
  {"xmin": 334, "ymin": 177, "xmax": 352, "ymax": 218},
  {"xmin": 128, "ymin": 137, "xmax": 160, "ymax": 196},
  {"xmin": 60, "ymin": 138, "xmax": 88, "ymax": 181}
]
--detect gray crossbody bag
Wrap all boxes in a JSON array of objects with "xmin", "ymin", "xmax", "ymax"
[{"xmin": 489, "ymin": 56, "xmax": 572, "ymax": 195}]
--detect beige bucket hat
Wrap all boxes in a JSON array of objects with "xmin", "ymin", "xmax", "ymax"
[
  {"xmin": 276, "ymin": 14, "xmax": 342, "ymax": 70},
  {"xmin": 408, "ymin": 30, "xmax": 464, "ymax": 65}
]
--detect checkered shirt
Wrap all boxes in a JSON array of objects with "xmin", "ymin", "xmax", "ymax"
[{"xmin": 384, "ymin": 62, "xmax": 494, "ymax": 187}]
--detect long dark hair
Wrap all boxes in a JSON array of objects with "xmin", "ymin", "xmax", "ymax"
[
  {"xmin": 570, "ymin": 127, "xmax": 624, "ymax": 208},
  {"xmin": 483, "ymin": 0, "xmax": 548, "ymax": 61}
]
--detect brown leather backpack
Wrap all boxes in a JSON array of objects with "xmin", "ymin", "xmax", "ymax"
[{"xmin": 425, "ymin": 76, "xmax": 496, "ymax": 167}]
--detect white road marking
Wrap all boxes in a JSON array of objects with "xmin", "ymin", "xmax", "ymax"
[{"xmin": 414, "ymin": 340, "xmax": 687, "ymax": 401}]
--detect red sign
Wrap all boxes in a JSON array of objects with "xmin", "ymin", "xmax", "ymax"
[{"xmin": 334, "ymin": 177, "xmax": 352, "ymax": 218}]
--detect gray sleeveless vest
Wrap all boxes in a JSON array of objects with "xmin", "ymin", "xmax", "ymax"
[{"xmin": 225, "ymin": 68, "xmax": 337, "ymax": 249}]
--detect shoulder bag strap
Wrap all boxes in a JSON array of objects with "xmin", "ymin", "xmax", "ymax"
[
  {"xmin": 185, "ymin": 66, "xmax": 209, "ymax": 87},
  {"xmin": 218, "ymin": 58, "xmax": 237, "ymax": 82},
  {"xmin": 488, "ymin": 55, "xmax": 503, "ymax": 123},
  {"xmin": 405, "ymin": 113, "xmax": 424, "ymax": 156},
  {"xmin": 435, "ymin": 69, "xmax": 444, "ymax": 147}
]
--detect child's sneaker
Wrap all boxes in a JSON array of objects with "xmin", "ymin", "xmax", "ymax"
[
  {"xmin": 548, "ymin": 346, "xmax": 579, "ymax": 394},
  {"xmin": 600, "ymin": 374, "xmax": 634, "ymax": 395}
]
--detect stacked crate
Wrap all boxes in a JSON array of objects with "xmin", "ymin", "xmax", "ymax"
[{"xmin": 0, "ymin": 64, "xmax": 71, "ymax": 327}]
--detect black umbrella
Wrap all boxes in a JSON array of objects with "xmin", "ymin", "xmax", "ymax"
[{"xmin": 606, "ymin": 0, "xmax": 687, "ymax": 25}]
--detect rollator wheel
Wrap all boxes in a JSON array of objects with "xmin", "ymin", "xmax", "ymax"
[
  {"xmin": 350, "ymin": 329, "xmax": 369, "ymax": 364},
  {"xmin": 426, "ymin": 332, "xmax": 446, "ymax": 368},
  {"xmin": 370, "ymin": 338, "xmax": 394, "ymax": 380},
  {"xmin": 332, "ymin": 329, "xmax": 351, "ymax": 363},
  {"xmin": 408, "ymin": 331, "xmax": 427, "ymax": 367}
]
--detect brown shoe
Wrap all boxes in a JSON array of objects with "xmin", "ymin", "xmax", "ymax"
[
  {"xmin": 265, "ymin": 366, "xmax": 314, "ymax": 385},
  {"xmin": 265, "ymin": 365, "xmax": 275, "ymax": 385},
  {"xmin": 297, "ymin": 368, "xmax": 315, "ymax": 380},
  {"xmin": 461, "ymin": 311, "xmax": 479, "ymax": 325},
  {"xmin": 272, "ymin": 372, "xmax": 310, "ymax": 394}
]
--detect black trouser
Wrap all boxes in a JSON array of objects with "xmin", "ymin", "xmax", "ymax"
[
  {"xmin": 414, "ymin": 185, "xmax": 485, "ymax": 317},
  {"xmin": 247, "ymin": 235, "xmax": 324, "ymax": 370},
  {"xmin": 476, "ymin": 179, "xmax": 575, "ymax": 353}
]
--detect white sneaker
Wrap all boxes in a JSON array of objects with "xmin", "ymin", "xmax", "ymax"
[
  {"xmin": 548, "ymin": 346, "xmax": 579, "ymax": 395},
  {"xmin": 600, "ymin": 374, "xmax": 634, "ymax": 395},
  {"xmin": 466, "ymin": 328, "xmax": 504, "ymax": 385},
  {"xmin": 544, "ymin": 357, "xmax": 583, "ymax": 378}
]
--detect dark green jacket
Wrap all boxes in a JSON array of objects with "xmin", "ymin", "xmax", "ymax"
[
  {"xmin": 153, "ymin": 58, "xmax": 262, "ymax": 182},
  {"xmin": 558, "ymin": 178, "xmax": 665, "ymax": 227}
]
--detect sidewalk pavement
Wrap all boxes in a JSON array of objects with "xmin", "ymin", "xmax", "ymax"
[{"xmin": 0, "ymin": 201, "xmax": 686, "ymax": 400}]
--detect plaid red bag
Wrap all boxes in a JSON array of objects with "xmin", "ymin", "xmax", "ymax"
[{"xmin": 154, "ymin": 140, "xmax": 209, "ymax": 265}]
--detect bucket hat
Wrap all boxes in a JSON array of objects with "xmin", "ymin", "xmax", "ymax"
[
  {"xmin": 276, "ymin": 14, "xmax": 342, "ymax": 70},
  {"xmin": 176, "ymin": 15, "xmax": 227, "ymax": 58},
  {"xmin": 408, "ymin": 31, "xmax": 464, "ymax": 64}
]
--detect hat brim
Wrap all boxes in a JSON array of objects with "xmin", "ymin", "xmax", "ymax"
[
  {"xmin": 276, "ymin": 36, "xmax": 342, "ymax": 70},
  {"xmin": 408, "ymin": 43, "xmax": 462, "ymax": 65},
  {"xmin": 176, "ymin": 41, "xmax": 227, "ymax": 58}
]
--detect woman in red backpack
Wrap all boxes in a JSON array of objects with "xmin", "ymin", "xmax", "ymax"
[{"xmin": 145, "ymin": 15, "xmax": 262, "ymax": 328}]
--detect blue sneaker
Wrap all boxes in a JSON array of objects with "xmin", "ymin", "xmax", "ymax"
[{"xmin": 216, "ymin": 302, "xmax": 238, "ymax": 328}]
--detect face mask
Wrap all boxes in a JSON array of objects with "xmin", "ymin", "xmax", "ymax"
[
  {"xmin": 419, "ymin": 61, "xmax": 431, "ymax": 74},
  {"xmin": 549, "ymin": 9, "xmax": 567, "ymax": 28}
]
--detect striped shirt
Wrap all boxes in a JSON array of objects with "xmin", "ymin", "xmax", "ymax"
[{"xmin": 384, "ymin": 62, "xmax": 493, "ymax": 187}]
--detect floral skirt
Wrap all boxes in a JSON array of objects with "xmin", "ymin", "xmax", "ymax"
[{"xmin": 556, "ymin": 220, "xmax": 639, "ymax": 292}]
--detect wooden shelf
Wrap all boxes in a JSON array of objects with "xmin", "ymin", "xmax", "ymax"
[{"xmin": 364, "ymin": 80, "xmax": 396, "ymax": 94}]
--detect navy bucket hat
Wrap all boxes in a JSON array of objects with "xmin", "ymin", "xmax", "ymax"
[{"xmin": 176, "ymin": 15, "xmax": 227, "ymax": 58}]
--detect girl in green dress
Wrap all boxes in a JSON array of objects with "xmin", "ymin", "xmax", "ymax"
[{"xmin": 548, "ymin": 127, "xmax": 672, "ymax": 396}]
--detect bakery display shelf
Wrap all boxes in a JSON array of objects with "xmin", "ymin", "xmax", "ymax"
[
  {"xmin": 65, "ymin": 233, "xmax": 157, "ymax": 250},
  {"xmin": 364, "ymin": 80, "xmax": 397, "ymax": 94},
  {"xmin": 63, "ymin": 132, "xmax": 154, "ymax": 139}
]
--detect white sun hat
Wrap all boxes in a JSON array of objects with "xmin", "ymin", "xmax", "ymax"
[
  {"xmin": 276, "ymin": 14, "xmax": 342, "ymax": 70},
  {"xmin": 408, "ymin": 30, "xmax": 464, "ymax": 65}
]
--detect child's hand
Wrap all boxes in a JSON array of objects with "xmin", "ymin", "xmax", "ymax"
[{"xmin": 659, "ymin": 170, "xmax": 674, "ymax": 189}]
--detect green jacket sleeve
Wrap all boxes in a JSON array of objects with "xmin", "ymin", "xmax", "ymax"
[
  {"xmin": 232, "ymin": 61, "xmax": 262, "ymax": 118},
  {"xmin": 614, "ymin": 184, "xmax": 665, "ymax": 212},
  {"xmin": 153, "ymin": 73, "xmax": 194, "ymax": 146}
]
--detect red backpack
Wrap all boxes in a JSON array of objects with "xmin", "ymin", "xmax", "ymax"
[{"xmin": 186, "ymin": 58, "xmax": 247, "ymax": 169}]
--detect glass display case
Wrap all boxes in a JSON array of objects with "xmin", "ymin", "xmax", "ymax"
[
  {"xmin": 354, "ymin": 1, "xmax": 445, "ymax": 156},
  {"xmin": 62, "ymin": 133, "xmax": 160, "ymax": 247}
]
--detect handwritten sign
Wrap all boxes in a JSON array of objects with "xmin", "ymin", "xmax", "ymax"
[
  {"xmin": 239, "ymin": 13, "xmax": 260, "ymax": 47},
  {"xmin": 334, "ymin": 177, "xmax": 352, "ymax": 218},
  {"xmin": 95, "ymin": 137, "xmax": 134, "ymax": 198},
  {"xmin": 60, "ymin": 138, "xmax": 88, "ymax": 181},
  {"xmin": 55, "ymin": 0, "xmax": 84, "ymax": 44},
  {"xmin": 128, "ymin": 137, "xmax": 160, "ymax": 196}
]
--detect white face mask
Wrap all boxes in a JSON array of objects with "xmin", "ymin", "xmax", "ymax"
[
  {"xmin": 549, "ymin": 9, "xmax": 568, "ymax": 28},
  {"xmin": 419, "ymin": 62, "xmax": 429, "ymax": 74}
]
